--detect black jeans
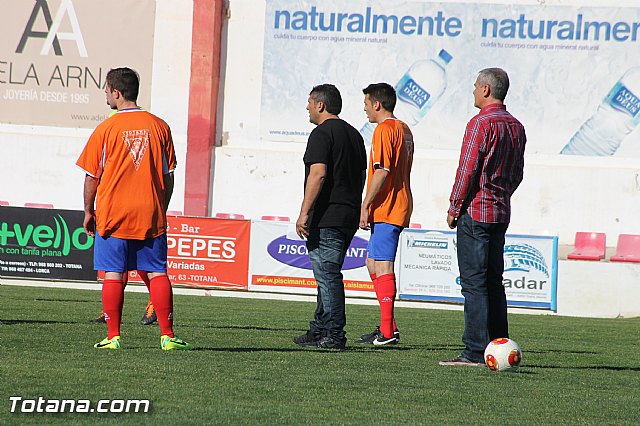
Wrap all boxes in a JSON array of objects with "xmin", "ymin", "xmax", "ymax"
[
  {"xmin": 306, "ymin": 227, "xmax": 355, "ymax": 344},
  {"xmin": 456, "ymin": 213, "xmax": 509, "ymax": 362}
]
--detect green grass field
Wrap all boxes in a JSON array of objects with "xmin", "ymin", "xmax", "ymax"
[{"xmin": 1, "ymin": 284, "xmax": 639, "ymax": 425}]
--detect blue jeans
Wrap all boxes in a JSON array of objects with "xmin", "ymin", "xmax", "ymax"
[
  {"xmin": 306, "ymin": 227, "xmax": 355, "ymax": 344},
  {"xmin": 456, "ymin": 213, "xmax": 509, "ymax": 362}
]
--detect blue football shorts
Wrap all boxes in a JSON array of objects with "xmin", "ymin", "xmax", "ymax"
[
  {"xmin": 94, "ymin": 231, "xmax": 168, "ymax": 273},
  {"xmin": 367, "ymin": 222, "xmax": 403, "ymax": 261}
]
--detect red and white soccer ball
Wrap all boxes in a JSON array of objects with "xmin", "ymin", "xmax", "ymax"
[{"xmin": 484, "ymin": 338, "xmax": 522, "ymax": 372}]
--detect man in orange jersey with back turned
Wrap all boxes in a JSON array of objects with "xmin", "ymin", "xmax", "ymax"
[
  {"xmin": 357, "ymin": 83, "xmax": 414, "ymax": 346},
  {"xmin": 77, "ymin": 67, "xmax": 191, "ymax": 350}
]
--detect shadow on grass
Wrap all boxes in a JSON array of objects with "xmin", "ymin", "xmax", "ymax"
[
  {"xmin": 182, "ymin": 324, "xmax": 301, "ymax": 332},
  {"xmin": 526, "ymin": 349, "xmax": 599, "ymax": 355},
  {"xmin": 526, "ymin": 364, "xmax": 640, "ymax": 372},
  {"xmin": 191, "ymin": 346, "xmax": 413, "ymax": 353},
  {"xmin": 33, "ymin": 298, "xmax": 98, "ymax": 303},
  {"xmin": 0, "ymin": 319, "xmax": 78, "ymax": 326}
]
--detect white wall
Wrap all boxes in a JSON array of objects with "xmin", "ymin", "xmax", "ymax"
[
  {"xmin": 0, "ymin": 0, "xmax": 193, "ymax": 213},
  {"xmin": 215, "ymin": 0, "xmax": 640, "ymax": 244}
]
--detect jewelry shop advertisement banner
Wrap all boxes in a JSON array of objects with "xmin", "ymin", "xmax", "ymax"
[
  {"xmin": 262, "ymin": 0, "xmax": 640, "ymax": 157},
  {"xmin": 398, "ymin": 229, "xmax": 558, "ymax": 310},
  {"xmin": 0, "ymin": 0, "xmax": 155, "ymax": 128},
  {"xmin": 0, "ymin": 206, "xmax": 95, "ymax": 281},
  {"xmin": 249, "ymin": 220, "xmax": 375, "ymax": 297}
]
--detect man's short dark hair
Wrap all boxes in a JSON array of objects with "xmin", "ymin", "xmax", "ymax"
[
  {"xmin": 477, "ymin": 68, "xmax": 510, "ymax": 101},
  {"xmin": 106, "ymin": 67, "xmax": 140, "ymax": 102},
  {"xmin": 309, "ymin": 84, "xmax": 342, "ymax": 115},
  {"xmin": 362, "ymin": 83, "xmax": 396, "ymax": 113}
]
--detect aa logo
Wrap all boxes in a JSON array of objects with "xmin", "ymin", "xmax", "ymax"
[{"xmin": 16, "ymin": 0, "xmax": 87, "ymax": 57}]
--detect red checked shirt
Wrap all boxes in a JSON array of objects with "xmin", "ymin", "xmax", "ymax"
[{"xmin": 448, "ymin": 103, "xmax": 526, "ymax": 224}]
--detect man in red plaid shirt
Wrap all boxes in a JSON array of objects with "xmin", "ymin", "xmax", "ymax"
[{"xmin": 440, "ymin": 68, "xmax": 526, "ymax": 367}]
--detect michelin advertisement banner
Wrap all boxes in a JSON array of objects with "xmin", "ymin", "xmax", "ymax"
[
  {"xmin": 0, "ymin": 0, "xmax": 155, "ymax": 128},
  {"xmin": 399, "ymin": 230, "xmax": 558, "ymax": 310},
  {"xmin": 262, "ymin": 1, "xmax": 640, "ymax": 157}
]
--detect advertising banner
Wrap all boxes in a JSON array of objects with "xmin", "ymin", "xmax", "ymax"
[
  {"xmin": 164, "ymin": 216, "xmax": 250, "ymax": 290},
  {"xmin": 249, "ymin": 220, "xmax": 374, "ymax": 297},
  {"xmin": 262, "ymin": 1, "xmax": 640, "ymax": 157},
  {"xmin": 0, "ymin": 206, "xmax": 95, "ymax": 281},
  {"xmin": 0, "ymin": 0, "xmax": 155, "ymax": 128},
  {"xmin": 399, "ymin": 229, "xmax": 558, "ymax": 310}
]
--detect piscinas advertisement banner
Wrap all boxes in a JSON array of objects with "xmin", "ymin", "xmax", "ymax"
[{"xmin": 0, "ymin": 206, "xmax": 95, "ymax": 281}]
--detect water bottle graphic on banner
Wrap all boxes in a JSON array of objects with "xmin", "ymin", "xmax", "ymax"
[
  {"xmin": 560, "ymin": 67, "xmax": 640, "ymax": 156},
  {"xmin": 359, "ymin": 49, "xmax": 453, "ymax": 145}
]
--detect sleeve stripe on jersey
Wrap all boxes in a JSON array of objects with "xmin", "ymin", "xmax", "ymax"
[{"xmin": 373, "ymin": 162, "xmax": 390, "ymax": 172}]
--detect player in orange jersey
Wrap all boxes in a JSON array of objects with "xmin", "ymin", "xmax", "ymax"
[
  {"xmin": 357, "ymin": 83, "xmax": 414, "ymax": 346},
  {"xmin": 77, "ymin": 67, "xmax": 190, "ymax": 350}
]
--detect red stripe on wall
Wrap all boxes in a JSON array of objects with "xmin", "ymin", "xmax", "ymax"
[{"xmin": 184, "ymin": 0, "xmax": 224, "ymax": 216}]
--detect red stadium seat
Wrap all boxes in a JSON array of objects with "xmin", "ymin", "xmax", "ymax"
[
  {"xmin": 261, "ymin": 216, "xmax": 290, "ymax": 222},
  {"xmin": 567, "ymin": 232, "xmax": 606, "ymax": 261},
  {"xmin": 24, "ymin": 202, "xmax": 54, "ymax": 209},
  {"xmin": 214, "ymin": 212, "xmax": 245, "ymax": 220},
  {"xmin": 409, "ymin": 223, "xmax": 422, "ymax": 229},
  {"xmin": 610, "ymin": 234, "xmax": 640, "ymax": 262},
  {"xmin": 0, "ymin": 200, "xmax": 9, "ymax": 206},
  {"xmin": 167, "ymin": 210, "xmax": 183, "ymax": 216}
]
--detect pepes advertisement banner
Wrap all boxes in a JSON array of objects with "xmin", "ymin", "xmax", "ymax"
[
  {"xmin": 163, "ymin": 216, "xmax": 250, "ymax": 290},
  {"xmin": 398, "ymin": 229, "xmax": 558, "ymax": 310},
  {"xmin": 0, "ymin": 206, "xmax": 95, "ymax": 281},
  {"xmin": 262, "ymin": 1, "xmax": 640, "ymax": 157},
  {"xmin": 0, "ymin": 0, "xmax": 155, "ymax": 128},
  {"xmin": 249, "ymin": 220, "xmax": 375, "ymax": 297}
]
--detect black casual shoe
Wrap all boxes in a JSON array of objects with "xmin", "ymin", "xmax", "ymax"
[
  {"xmin": 355, "ymin": 326, "xmax": 400, "ymax": 344},
  {"xmin": 293, "ymin": 331, "xmax": 322, "ymax": 347},
  {"xmin": 439, "ymin": 355, "xmax": 485, "ymax": 367},
  {"xmin": 92, "ymin": 311, "xmax": 106, "ymax": 324},
  {"xmin": 140, "ymin": 301, "xmax": 157, "ymax": 325},
  {"xmin": 316, "ymin": 337, "xmax": 346, "ymax": 350}
]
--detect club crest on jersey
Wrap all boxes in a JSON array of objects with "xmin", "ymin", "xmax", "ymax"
[{"xmin": 122, "ymin": 129, "xmax": 150, "ymax": 170}]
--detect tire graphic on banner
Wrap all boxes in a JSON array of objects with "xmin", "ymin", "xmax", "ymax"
[{"xmin": 504, "ymin": 243, "xmax": 549, "ymax": 277}]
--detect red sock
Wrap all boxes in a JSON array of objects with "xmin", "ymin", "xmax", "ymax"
[
  {"xmin": 370, "ymin": 273, "xmax": 377, "ymax": 293},
  {"xmin": 102, "ymin": 279, "xmax": 124, "ymax": 339},
  {"xmin": 371, "ymin": 273, "xmax": 397, "ymax": 331},
  {"xmin": 376, "ymin": 273, "xmax": 397, "ymax": 338},
  {"xmin": 149, "ymin": 275, "xmax": 174, "ymax": 337},
  {"xmin": 137, "ymin": 270, "xmax": 151, "ymax": 291}
]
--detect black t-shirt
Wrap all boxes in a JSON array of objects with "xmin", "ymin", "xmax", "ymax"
[{"xmin": 303, "ymin": 118, "xmax": 367, "ymax": 229}]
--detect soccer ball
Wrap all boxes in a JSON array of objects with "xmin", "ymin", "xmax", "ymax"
[{"xmin": 484, "ymin": 338, "xmax": 522, "ymax": 371}]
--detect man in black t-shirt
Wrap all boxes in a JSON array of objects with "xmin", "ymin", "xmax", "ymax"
[{"xmin": 294, "ymin": 84, "xmax": 367, "ymax": 350}]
